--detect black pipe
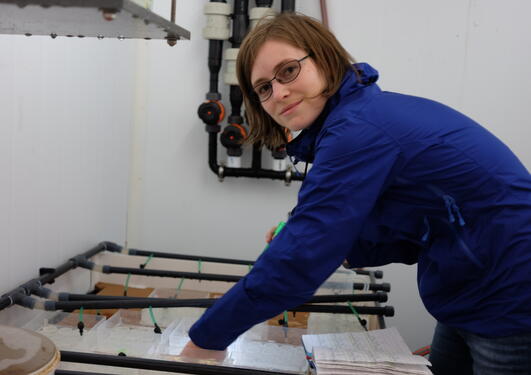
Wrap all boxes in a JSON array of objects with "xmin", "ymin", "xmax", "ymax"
[
  {"xmin": 309, "ymin": 292, "xmax": 387, "ymax": 304},
  {"xmin": 255, "ymin": 0, "xmax": 273, "ymax": 6},
  {"xmin": 229, "ymin": 85, "xmax": 244, "ymax": 124},
  {"xmin": 124, "ymin": 245, "xmax": 384, "ymax": 280},
  {"xmin": 231, "ymin": 0, "xmax": 248, "ymax": 48},
  {"xmin": 76, "ymin": 257, "xmax": 390, "ymax": 291},
  {"xmin": 354, "ymin": 269, "xmax": 384, "ymax": 279},
  {"xmin": 209, "ymin": 131, "xmax": 303, "ymax": 180},
  {"xmin": 60, "ymin": 351, "xmax": 293, "ymax": 375},
  {"xmin": 252, "ymin": 143, "xmax": 262, "ymax": 170},
  {"xmin": 370, "ymin": 271, "xmax": 387, "ymax": 329},
  {"xmin": 0, "ymin": 242, "xmax": 108, "ymax": 311},
  {"xmin": 47, "ymin": 298, "xmax": 392, "ymax": 316},
  {"xmin": 0, "ymin": 295, "xmax": 14, "ymax": 310},
  {"xmin": 127, "ymin": 247, "xmax": 254, "ymax": 266},
  {"xmin": 55, "ymin": 371, "xmax": 117, "ymax": 375},
  {"xmin": 208, "ymin": 40, "xmax": 224, "ymax": 95},
  {"xmin": 48, "ymin": 299, "xmax": 217, "ymax": 311},
  {"xmin": 281, "ymin": 0, "xmax": 296, "ymax": 12},
  {"xmin": 105, "ymin": 265, "xmax": 241, "ymax": 283},
  {"xmin": 64, "ymin": 292, "xmax": 387, "ymax": 304},
  {"xmin": 39, "ymin": 242, "xmax": 107, "ymax": 285},
  {"xmin": 292, "ymin": 305, "xmax": 394, "ymax": 316}
]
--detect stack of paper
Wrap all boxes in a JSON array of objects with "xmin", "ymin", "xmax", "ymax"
[{"xmin": 302, "ymin": 327, "xmax": 431, "ymax": 374}]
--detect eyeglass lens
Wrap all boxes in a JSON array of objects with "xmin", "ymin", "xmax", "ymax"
[{"xmin": 255, "ymin": 59, "xmax": 302, "ymax": 102}]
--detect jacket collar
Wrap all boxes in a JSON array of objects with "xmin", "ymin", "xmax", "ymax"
[{"xmin": 286, "ymin": 63, "xmax": 379, "ymax": 164}]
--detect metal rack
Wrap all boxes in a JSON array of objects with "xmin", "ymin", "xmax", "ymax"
[{"xmin": 0, "ymin": 0, "xmax": 190, "ymax": 42}]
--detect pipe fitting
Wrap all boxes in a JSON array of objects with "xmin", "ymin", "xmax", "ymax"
[
  {"xmin": 102, "ymin": 241, "xmax": 122, "ymax": 253},
  {"xmin": 203, "ymin": 2, "xmax": 231, "ymax": 40},
  {"xmin": 249, "ymin": 7, "xmax": 278, "ymax": 29},
  {"xmin": 284, "ymin": 168, "xmax": 292, "ymax": 186},
  {"xmin": 223, "ymin": 48, "xmax": 239, "ymax": 85}
]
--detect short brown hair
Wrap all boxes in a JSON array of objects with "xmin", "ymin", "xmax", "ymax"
[{"xmin": 236, "ymin": 13, "xmax": 356, "ymax": 149}]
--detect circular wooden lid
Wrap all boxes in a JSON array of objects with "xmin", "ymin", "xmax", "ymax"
[{"xmin": 0, "ymin": 325, "xmax": 60, "ymax": 375}]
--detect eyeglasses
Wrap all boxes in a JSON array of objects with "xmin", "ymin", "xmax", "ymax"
[{"xmin": 253, "ymin": 55, "xmax": 310, "ymax": 102}]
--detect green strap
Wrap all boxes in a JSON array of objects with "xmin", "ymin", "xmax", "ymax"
[
  {"xmin": 124, "ymin": 273, "xmax": 132, "ymax": 295},
  {"xmin": 176, "ymin": 277, "xmax": 185, "ymax": 292},
  {"xmin": 347, "ymin": 301, "xmax": 368, "ymax": 331},
  {"xmin": 273, "ymin": 221, "xmax": 286, "ymax": 237},
  {"xmin": 347, "ymin": 301, "xmax": 360, "ymax": 318},
  {"xmin": 79, "ymin": 306, "xmax": 84, "ymax": 322},
  {"xmin": 283, "ymin": 310, "xmax": 289, "ymax": 326},
  {"xmin": 197, "ymin": 259, "xmax": 202, "ymax": 273},
  {"xmin": 148, "ymin": 305, "xmax": 158, "ymax": 326},
  {"xmin": 142, "ymin": 253, "xmax": 154, "ymax": 268}
]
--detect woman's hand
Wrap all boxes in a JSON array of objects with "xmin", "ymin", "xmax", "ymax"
[
  {"xmin": 180, "ymin": 340, "xmax": 227, "ymax": 361},
  {"xmin": 265, "ymin": 225, "xmax": 278, "ymax": 243}
]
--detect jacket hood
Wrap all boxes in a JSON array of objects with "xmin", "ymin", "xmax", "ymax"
[{"xmin": 286, "ymin": 63, "xmax": 379, "ymax": 164}]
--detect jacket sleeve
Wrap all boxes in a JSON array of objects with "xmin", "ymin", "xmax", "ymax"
[{"xmin": 189, "ymin": 119, "xmax": 402, "ymax": 350}]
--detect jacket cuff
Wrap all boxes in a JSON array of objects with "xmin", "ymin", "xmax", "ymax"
[{"xmin": 188, "ymin": 279, "xmax": 257, "ymax": 350}]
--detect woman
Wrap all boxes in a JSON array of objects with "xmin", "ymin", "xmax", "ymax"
[{"xmin": 188, "ymin": 13, "xmax": 531, "ymax": 374}]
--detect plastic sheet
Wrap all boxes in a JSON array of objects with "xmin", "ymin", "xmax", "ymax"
[
  {"xmin": 23, "ymin": 311, "xmax": 105, "ymax": 351},
  {"xmin": 153, "ymin": 317, "xmax": 308, "ymax": 374}
]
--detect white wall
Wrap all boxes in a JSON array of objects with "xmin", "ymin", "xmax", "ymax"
[{"xmin": 0, "ymin": 35, "xmax": 135, "ymax": 293}]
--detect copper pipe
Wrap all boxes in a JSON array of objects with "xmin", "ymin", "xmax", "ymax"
[
  {"xmin": 320, "ymin": 0, "xmax": 329, "ymax": 29},
  {"xmin": 171, "ymin": 0, "xmax": 176, "ymax": 22}
]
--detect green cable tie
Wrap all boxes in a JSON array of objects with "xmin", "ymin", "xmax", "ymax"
[
  {"xmin": 79, "ymin": 306, "xmax": 84, "ymax": 322},
  {"xmin": 198, "ymin": 259, "xmax": 202, "ymax": 274},
  {"xmin": 348, "ymin": 301, "xmax": 368, "ymax": 331},
  {"xmin": 273, "ymin": 221, "xmax": 286, "ymax": 237},
  {"xmin": 142, "ymin": 254, "xmax": 154, "ymax": 268},
  {"xmin": 347, "ymin": 301, "xmax": 360, "ymax": 318},
  {"xmin": 124, "ymin": 273, "xmax": 132, "ymax": 295},
  {"xmin": 177, "ymin": 277, "xmax": 185, "ymax": 292},
  {"xmin": 148, "ymin": 305, "xmax": 158, "ymax": 326},
  {"xmin": 283, "ymin": 310, "xmax": 289, "ymax": 325}
]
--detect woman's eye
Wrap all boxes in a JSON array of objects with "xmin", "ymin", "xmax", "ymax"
[
  {"xmin": 281, "ymin": 66, "xmax": 295, "ymax": 77},
  {"xmin": 257, "ymin": 83, "xmax": 271, "ymax": 95},
  {"xmin": 278, "ymin": 65, "xmax": 297, "ymax": 80}
]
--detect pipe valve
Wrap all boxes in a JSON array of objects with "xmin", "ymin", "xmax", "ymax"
[{"xmin": 198, "ymin": 100, "xmax": 225, "ymax": 132}]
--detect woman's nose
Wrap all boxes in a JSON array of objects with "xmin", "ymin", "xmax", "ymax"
[{"xmin": 271, "ymin": 80, "xmax": 290, "ymax": 101}]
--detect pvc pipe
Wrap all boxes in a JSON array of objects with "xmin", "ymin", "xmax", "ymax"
[
  {"xmin": 369, "ymin": 271, "xmax": 387, "ymax": 329},
  {"xmin": 208, "ymin": 133, "xmax": 304, "ymax": 182},
  {"xmin": 60, "ymin": 350, "xmax": 294, "ymax": 375},
  {"xmin": 272, "ymin": 158, "xmax": 287, "ymax": 172},
  {"xmin": 0, "ymin": 242, "xmax": 109, "ymax": 311},
  {"xmin": 63, "ymin": 292, "xmax": 387, "ymax": 304},
  {"xmin": 125, "ymin": 246, "xmax": 385, "ymax": 280},
  {"xmin": 203, "ymin": 1, "xmax": 231, "ymax": 40},
  {"xmin": 281, "ymin": 0, "xmax": 296, "ymax": 12},
  {"xmin": 126, "ymin": 247, "xmax": 254, "ymax": 265},
  {"xmin": 55, "ymin": 370, "xmax": 116, "ymax": 375},
  {"xmin": 46, "ymin": 299, "xmax": 393, "ymax": 316},
  {"xmin": 227, "ymin": 156, "xmax": 241, "ymax": 168},
  {"xmin": 249, "ymin": 7, "xmax": 277, "ymax": 29},
  {"xmin": 75, "ymin": 254, "xmax": 390, "ymax": 290}
]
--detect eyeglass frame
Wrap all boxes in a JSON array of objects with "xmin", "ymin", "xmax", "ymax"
[{"xmin": 252, "ymin": 54, "xmax": 311, "ymax": 103}]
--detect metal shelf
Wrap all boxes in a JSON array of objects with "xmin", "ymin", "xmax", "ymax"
[{"xmin": 0, "ymin": 0, "xmax": 190, "ymax": 42}]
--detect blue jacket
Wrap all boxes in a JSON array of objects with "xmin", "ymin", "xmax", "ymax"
[{"xmin": 190, "ymin": 63, "xmax": 531, "ymax": 350}]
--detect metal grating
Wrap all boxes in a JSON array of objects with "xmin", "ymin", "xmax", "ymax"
[{"xmin": 0, "ymin": 0, "xmax": 190, "ymax": 42}]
